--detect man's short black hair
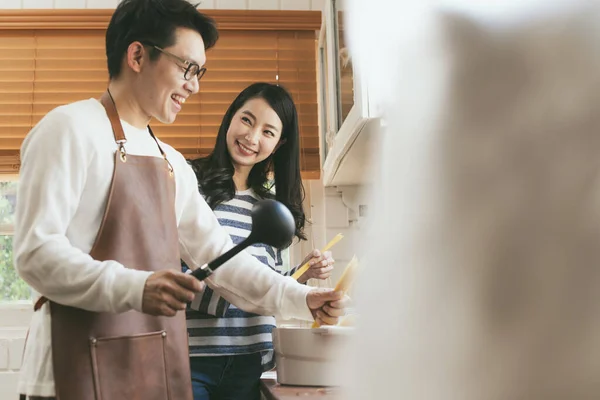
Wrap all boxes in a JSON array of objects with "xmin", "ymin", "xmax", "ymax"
[{"xmin": 105, "ymin": 0, "xmax": 219, "ymax": 79}]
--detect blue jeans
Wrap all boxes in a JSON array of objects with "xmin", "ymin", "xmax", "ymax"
[{"xmin": 190, "ymin": 353, "xmax": 263, "ymax": 400}]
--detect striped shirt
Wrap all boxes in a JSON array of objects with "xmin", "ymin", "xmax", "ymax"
[{"xmin": 182, "ymin": 188, "xmax": 302, "ymax": 371}]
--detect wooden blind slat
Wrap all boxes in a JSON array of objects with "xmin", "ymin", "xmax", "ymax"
[
  {"xmin": 0, "ymin": 49, "xmax": 36, "ymax": 59},
  {"xmin": 26, "ymin": 94, "xmax": 319, "ymax": 107},
  {"xmin": 0, "ymin": 24, "xmax": 320, "ymax": 178},
  {"xmin": 27, "ymin": 81, "xmax": 317, "ymax": 96},
  {"xmin": 35, "ymin": 35, "xmax": 105, "ymax": 47},
  {"xmin": 0, "ymin": 10, "xmax": 320, "ymax": 32},
  {"xmin": 0, "ymin": 59, "xmax": 35, "ymax": 69},
  {"xmin": 29, "ymin": 69, "xmax": 317, "ymax": 83},
  {"xmin": 0, "ymin": 127, "xmax": 29, "ymax": 139},
  {"xmin": 21, "ymin": 113, "xmax": 319, "ymax": 130},
  {"xmin": 195, "ymin": 92, "xmax": 317, "ymax": 104},
  {"xmin": 0, "ymin": 104, "xmax": 31, "ymax": 114},
  {"xmin": 0, "ymin": 93, "xmax": 33, "ymax": 103},
  {"xmin": 0, "ymin": 82, "xmax": 34, "ymax": 91},
  {"xmin": 0, "ymin": 138, "xmax": 26, "ymax": 149},
  {"xmin": 0, "ymin": 115, "xmax": 32, "ymax": 126}
]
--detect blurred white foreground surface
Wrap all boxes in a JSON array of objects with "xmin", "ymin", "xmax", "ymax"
[{"xmin": 341, "ymin": 1, "xmax": 600, "ymax": 399}]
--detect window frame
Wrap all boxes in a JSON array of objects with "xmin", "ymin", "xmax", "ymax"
[{"xmin": 0, "ymin": 175, "xmax": 33, "ymax": 329}]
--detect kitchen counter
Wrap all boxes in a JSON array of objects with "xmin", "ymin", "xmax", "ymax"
[
  {"xmin": 260, "ymin": 371, "xmax": 344, "ymax": 400},
  {"xmin": 260, "ymin": 379, "xmax": 343, "ymax": 400}
]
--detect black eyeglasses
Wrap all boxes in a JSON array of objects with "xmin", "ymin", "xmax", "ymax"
[{"xmin": 150, "ymin": 45, "xmax": 207, "ymax": 81}]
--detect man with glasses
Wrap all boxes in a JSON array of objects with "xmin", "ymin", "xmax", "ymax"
[
  {"xmin": 14, "ymin": 1, "xmax": 346, "ymax": 399},
  {"xmin": 149, "ymin": 44, "xmax": 208, "ymax": 81}
]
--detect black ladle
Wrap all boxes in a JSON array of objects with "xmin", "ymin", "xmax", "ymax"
[{"xmin": 191, "ymin": 199, "xmax": 296, "ymax": 281}]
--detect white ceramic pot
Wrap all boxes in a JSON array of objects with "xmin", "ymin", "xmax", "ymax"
[{"xmin": 272, "ymin": 326, "xmax": 353, "ymax": 387}]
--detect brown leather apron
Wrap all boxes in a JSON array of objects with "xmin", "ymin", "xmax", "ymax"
[{"xmin": 44, "ymin": 91, "xmax": 192, "ymax": 400}]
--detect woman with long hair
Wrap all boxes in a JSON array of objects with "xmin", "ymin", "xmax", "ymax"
[{"xmin": 183, "ymin": 82, "xmax": 334, "ymax": 400}]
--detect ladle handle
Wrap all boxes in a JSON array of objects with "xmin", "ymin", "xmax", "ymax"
[
  {"xmin": 191, "ymin": 237, "xmax": 253, "ymax": 281},
  {"xmin": 190, "ymin": 264, "xmax": 212, "ymax": 281}
]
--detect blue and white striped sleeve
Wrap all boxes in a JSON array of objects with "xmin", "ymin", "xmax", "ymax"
[{"xmin": 274, "ymin": 248, "xmax": 302, "ymax": 277}]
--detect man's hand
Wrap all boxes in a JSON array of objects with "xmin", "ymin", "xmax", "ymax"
[
  {"xmin": 306, "ymin": 289, "xmax": 348, "ymax": 326},
  {"xmin": 142, "ymin": 270, "xmax": 204, "ymax": 316},
  {"xmin": 298, "ymin": 250, "xmax": 335, "ymax": 283}
]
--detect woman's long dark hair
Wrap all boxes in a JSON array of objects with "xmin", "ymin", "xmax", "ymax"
[{"xmin": 189, "ymin": 82, "xmax": 307, "ymax": 241}]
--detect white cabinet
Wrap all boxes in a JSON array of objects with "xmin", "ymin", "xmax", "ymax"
[{"xmin": 318, "ymin": 0, "xmax": 380, "ymax": 187}]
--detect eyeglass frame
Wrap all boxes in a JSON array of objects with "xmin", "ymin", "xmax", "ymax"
[{"xmin": 145, "ymin": 44, "xmax": 207, "ymax": 81}]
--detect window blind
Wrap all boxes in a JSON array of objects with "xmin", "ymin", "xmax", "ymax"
[{"xmin": 0, "ymin": 10, "xmax": 320, "ymax": 178}]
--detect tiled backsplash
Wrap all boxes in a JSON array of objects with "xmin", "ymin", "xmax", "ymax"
[{"xmin": 0, "ymin": 304, "xmax": 32, "ymax": 398}]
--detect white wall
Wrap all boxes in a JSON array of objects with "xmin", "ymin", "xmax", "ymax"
[
  {"xmin": 296, "ymin": 181, "xmax": 365, "ymax": 287},
  {"xmin": 0, "ymin": 0, "xmax": 324, "ymax": 10},
  {"xmin": 0, "ymin": 303, "xmax": 33, "ymax": 397}
]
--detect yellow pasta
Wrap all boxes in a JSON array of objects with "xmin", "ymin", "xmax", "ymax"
[
  {"xmin": 291, "ymin": 233, "xmax": 344, "ymax": 280},
  {"xmin": 312, "ymin": 255, "xmax": 358, "ymax": 328}
]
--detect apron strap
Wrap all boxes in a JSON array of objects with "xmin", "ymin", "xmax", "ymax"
[
  {"xmin": 100, "ymin": 90, "xmax": 128, "ymax": 162},
  {"xmin": 99, "ymin": 90, "xmax": 174, "ymax": 175},
  {"xmin": 148, "ymin": 126, "xmax": 175, "ymax": 177}
]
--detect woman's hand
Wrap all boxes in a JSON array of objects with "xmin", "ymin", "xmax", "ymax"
[
  {"xmin": 306, "ymin": 289, "xmax": 348, "ymax": 326},
  {"xmin": 297, "ymin": 249, "xmax": 334, "ymax": 284}
]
